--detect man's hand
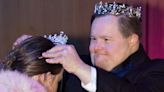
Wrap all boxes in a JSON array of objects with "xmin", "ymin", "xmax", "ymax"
[
  {"xmin": 12, "ymin": 35, "xmax": 32, "ymax": 49},
  {"xmin": 42, "ymin": 45, "xmax": 92, "ymax": 84},
  {"xmin": 42, "ymin": 45, "xmax": 83, "ymax": 74}
]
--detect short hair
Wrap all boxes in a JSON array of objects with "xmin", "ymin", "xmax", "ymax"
[
  {"xmin": 3, "ymin": 36, "xmax": 62, "ymax": 76},
  {"xmin": 91, "ymin": 3, "xmax": 142, "ymax": 40}
]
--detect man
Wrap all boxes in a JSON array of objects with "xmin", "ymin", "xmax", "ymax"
[
  {"xmin": 42, "ymin": 2, "xmax": 164, "ymax": 92},
  {"xmin": 13, "ymin": 2, "xmax": 164, "ymax": 92}
]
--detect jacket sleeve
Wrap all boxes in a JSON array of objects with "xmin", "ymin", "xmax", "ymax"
[{"xmin": 96, "ymin": 61, "xmax": 164, "ymax": 92}]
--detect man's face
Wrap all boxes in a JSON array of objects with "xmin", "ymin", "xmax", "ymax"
[{"xmin": 90, "ymin": 15, "xmax": 133, "ymax": 71}]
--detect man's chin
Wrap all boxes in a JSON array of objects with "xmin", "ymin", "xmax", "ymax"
[
  {"xmin": 95, "ymin": 64, "xmax": 112, "ymax": 71},
  {"xmin": 94, "ymin": 57, "xmax": 107, "ymax": 62}
]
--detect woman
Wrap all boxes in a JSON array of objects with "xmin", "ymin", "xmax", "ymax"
[{"xmin": 2, "ymin": 36, "xmax": 63, "ymax": 92}]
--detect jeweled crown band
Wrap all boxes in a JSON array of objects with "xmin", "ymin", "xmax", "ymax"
[
  {"xmin": 44, "ymin": 31, "xmax": 68, "ymax": 45},
  {"xmin": 94, "ymin": 1, "xmax": 141, "ymax": 19}
]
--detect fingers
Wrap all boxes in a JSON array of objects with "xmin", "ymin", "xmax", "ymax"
[
  {"xmin": 34, "ymin": 73, "xmax": 59, "ymax": 92},
  {"xmin": 46, "ymin": 45, "xmax": 66, "ymax": 53},
  {"xmin": 12, "ymin": 35, "xmax": 32, "ymax": 49},
  {"xmin": 14, "ymin": 35, "xmax": 32, "ymax": 45},
  {"xmin": 45, "ymin": 55, "xmax": 63, "ymax": 64},
  {"xmin": 45, "ymin": 72, "xmax": 56, "ymax": 85},
  {"xmin": 32, "ymin": 75, "xmax": 39, "ymax": 81},
  {"xmin": 42, "ymin": 45, "xmax": 67, "ymax": 64},
  {"xmin": 33, "ymin": 73, "xmax": 54, "ymax": 84},
  {"xmin": 42, "ymin": 49, "xmax": 63, "ymax": 59},
  {"xmin": 42, "ymin": 44, "xmax": 81, "ymax": 74}
]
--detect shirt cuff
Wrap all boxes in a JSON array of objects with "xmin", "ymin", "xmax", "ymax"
[{"xmin": 81, "ymin": 66, "xmax": 97, "ymax": 92}]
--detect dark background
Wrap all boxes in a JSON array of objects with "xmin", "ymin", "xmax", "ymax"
[{"xmin": 0, "ymin": 0, "xmax": 164, "ymax": 59}]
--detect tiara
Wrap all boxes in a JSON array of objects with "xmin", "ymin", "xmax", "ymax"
[
  {"xmin": 94, "ymin": 1, "xmax": 141, "ymax": 19},
  {"xmin": 44, "ymin": 31, "xmax": 68, "ymax": 45}
]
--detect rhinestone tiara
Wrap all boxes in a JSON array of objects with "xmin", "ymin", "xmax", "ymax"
[
  {"xmin": 44, "ymin": 31, "xmax": 68, "ymax": 45},
  {"xmin": 94, "ymin": 1, "xmax": 142, "ymax": 19}
]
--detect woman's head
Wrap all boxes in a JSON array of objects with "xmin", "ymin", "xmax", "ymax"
[{"xmin": 3, "ymin": 36, "xmax": 62, "ymax": 76}]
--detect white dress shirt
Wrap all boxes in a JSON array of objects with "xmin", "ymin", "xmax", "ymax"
[{"xmin": 81, "ymin": 67, "xmax": 97, "ymax": 92}]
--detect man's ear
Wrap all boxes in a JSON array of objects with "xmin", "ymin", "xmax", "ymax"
[{"xmin": 128, "ymin": 34, "xmax": 139, "ymax": 47}]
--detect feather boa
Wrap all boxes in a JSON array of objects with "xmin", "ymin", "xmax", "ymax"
[{"xmin": 0, "ymin": 70, "xmax": 47, "ymax": 92}]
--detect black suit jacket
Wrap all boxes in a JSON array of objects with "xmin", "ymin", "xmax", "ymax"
[
  {"xmin": 96, "ymin": 45, "xmax": 164, "ymax": 92},
  {"xmin": 62, "ymin": 55, "xmax": 91, "ymax": 92},
  {"xmin": 62, "ymin": 45, "xmax": 164, "ymax": 92}
]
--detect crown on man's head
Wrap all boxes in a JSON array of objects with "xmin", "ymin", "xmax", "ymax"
[
  {"xmin": 94, "ymin": 1, "xmax": 141, "ymax": 19},
  {"xmin": 44, "ymin": 31, "xmax": 68, "ymax": 45}
]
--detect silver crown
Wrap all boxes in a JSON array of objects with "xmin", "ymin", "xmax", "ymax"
[
  {"xmin": 44, "ymin": 31, "xmax": 68, "ymax": 45},
  {"xmin": 94, "ymin": 1, "xmax": 141, "ymax": 19}
]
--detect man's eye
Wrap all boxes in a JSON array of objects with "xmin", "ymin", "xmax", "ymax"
[
  {"xmin": 90, "ymin": 37, "xmax": 96, "ymax": 40},
  {"xmin": 104, "ymin": 38, "xmax": 111, "ymax": 43},
  {"xmin": 104, "ymin": 38, "xmax": 109, "ymax": 41}
]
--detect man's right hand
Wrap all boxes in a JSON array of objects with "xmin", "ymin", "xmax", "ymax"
[
  {"xmin": 12, "ymin": 35, "xmax": 32, "ymax": 49},
  {"xmin": 42, "ymin": 45, "xmax": 92, "ymax": 84}
]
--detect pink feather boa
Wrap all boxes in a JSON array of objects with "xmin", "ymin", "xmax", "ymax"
[{"xmin": 0, "ymin": 70, "xmax": 47, "ymax": 92}]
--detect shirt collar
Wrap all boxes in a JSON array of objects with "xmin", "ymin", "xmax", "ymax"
[{"xmin": 111, "ymin": 44, "xmax": 150, "ymax": 77}]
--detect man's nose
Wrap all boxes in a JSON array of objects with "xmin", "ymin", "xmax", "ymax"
[{"xmin": 94, "ymin": 41, "xmax": 104, "ymax": 51}]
